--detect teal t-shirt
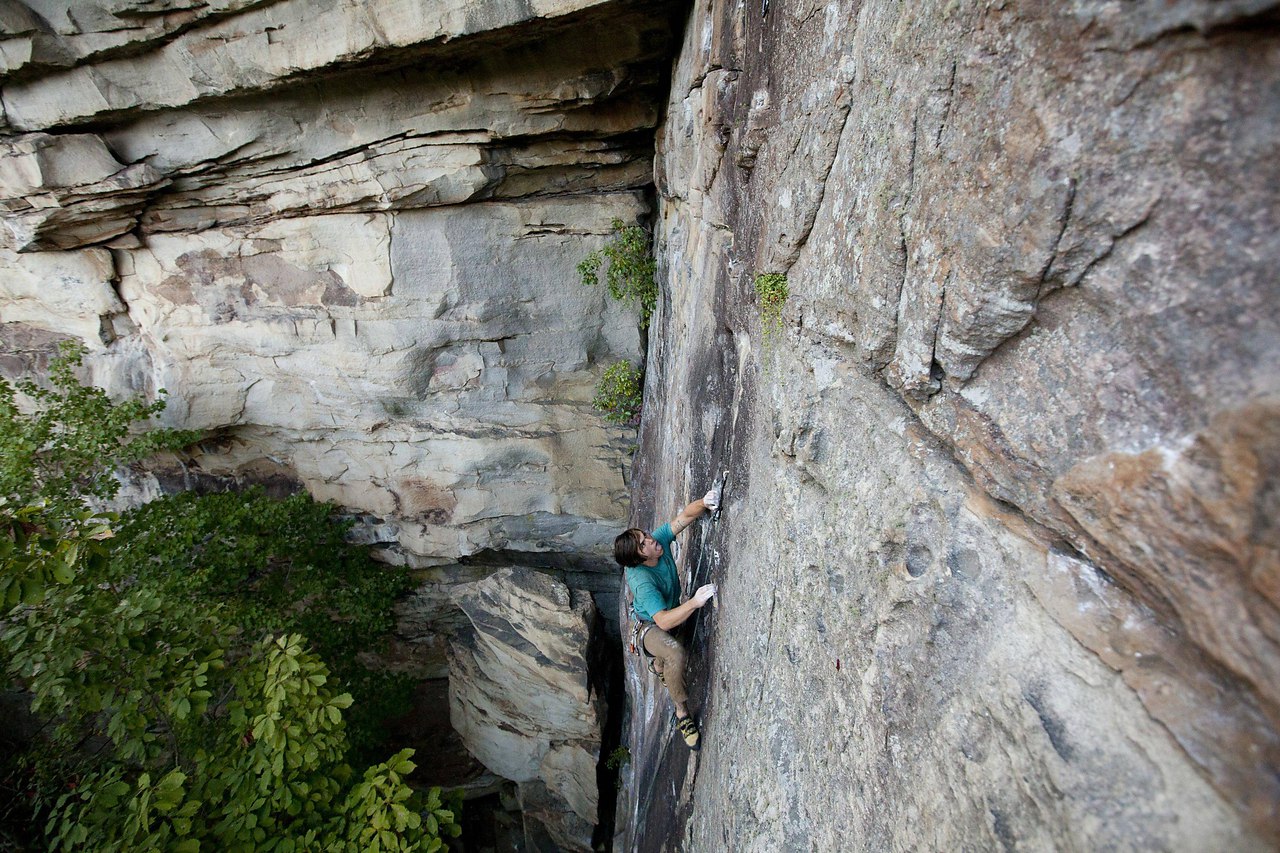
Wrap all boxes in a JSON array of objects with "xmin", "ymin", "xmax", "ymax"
[{"xmin": 626, "ymin": 523, "xmax": 679, "ymax": 622}]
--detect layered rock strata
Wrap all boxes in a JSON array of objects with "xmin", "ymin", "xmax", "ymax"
[
  {"xmin": 623, "ymin": 0, "xmax": 1280, "ymax": 849},
  {"xmin": 0, "ymin": 0, "xmax": 682, "ymax": 569}
]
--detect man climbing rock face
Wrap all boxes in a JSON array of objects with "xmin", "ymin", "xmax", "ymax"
[{"xmin": 614, "ymin": 481, "xmax": 721, "ymax": 750}]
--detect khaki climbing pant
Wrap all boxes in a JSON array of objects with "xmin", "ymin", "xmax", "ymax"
[{"xmin": 641, "ymin": 624, "xmax": 688, "ymax": 706}]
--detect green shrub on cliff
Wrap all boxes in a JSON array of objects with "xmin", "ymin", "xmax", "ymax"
[
  {"xmin": 754, "ymin": 272, "xmax": 789, "ymax": 345},
  {"xmin": 578, "ymin": 219, "xmax": 658, "ymax": 327},
  {"xmin": 593, "ymin": 361, "xmax": 644, "ymax": 425}
]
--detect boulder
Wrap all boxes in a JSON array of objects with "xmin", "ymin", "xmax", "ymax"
[{"xmin": 449, "ymin": 567, "xmax": 604, "ymax": 851}]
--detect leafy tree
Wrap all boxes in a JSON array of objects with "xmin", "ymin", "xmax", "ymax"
[
  {"xmin": 0, "ymin": 342, "xmax": 197, "ymax": 608},
  {"xmin": 111, "ymin": 488, "xmax": 415, "ymax": 759},
  {"xmin": 0, "ymin": 343, "xmax": 460, "ymax": 851}
]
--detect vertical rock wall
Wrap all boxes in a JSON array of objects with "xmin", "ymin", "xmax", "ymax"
[{"xmin": 625, "ymin": 0, "xmax": 1279, "ymax": 849}]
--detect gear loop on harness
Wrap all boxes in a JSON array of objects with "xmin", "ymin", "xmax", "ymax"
[{"xmin": 631, "ymin": 619, "xmax": 657, "ymax": 658}]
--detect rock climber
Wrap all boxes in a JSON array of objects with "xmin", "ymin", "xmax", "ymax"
[{"xmin": 614, "ymin": 480, "xmax": 721, "ymax": 750}]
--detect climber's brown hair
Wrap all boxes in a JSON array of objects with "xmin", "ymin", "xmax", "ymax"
[{"xmin": 614, "ymin": 528, "xmax": 646, "ymax": 567}]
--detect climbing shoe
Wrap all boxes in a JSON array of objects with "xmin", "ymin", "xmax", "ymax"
[{"xmin": 676, "ymin": 715, "xmax": 700, "ymax": 750}]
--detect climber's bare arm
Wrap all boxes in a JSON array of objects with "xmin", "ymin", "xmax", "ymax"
[
  {"xmin": 669, "ymin": 498, "xmax": 711, "ymax": 536},
  {"xmin": 653, "ymin": 583, "xmax": 718, "ymax": 631}
]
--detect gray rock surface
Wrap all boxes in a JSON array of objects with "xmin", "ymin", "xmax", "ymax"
[
  {"xmin": 450, "ymin": 567, "xmax": 604, "ymax": 852},
  {"xmin": 621, "ymin": 0, "xmax": 1279, "ymax": 849}
]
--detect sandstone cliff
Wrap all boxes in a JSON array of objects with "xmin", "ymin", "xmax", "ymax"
[
  {"xmin": 2, "ymin": 0, "xmax": 1278, "ymax": 851},
  {"xmin": 0, "ymin": 0, "xmax": 682, "ymax": 571},
  {"xmin": 0, "ymin": 1, "xmax": 682, "ymax": 849}
]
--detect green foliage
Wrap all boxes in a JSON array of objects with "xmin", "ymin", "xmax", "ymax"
[
  {"xmin": 31, "ymin": 633, "xmax": 454, "ymax": 852},
  {"xmin": 578, "ymin": 219, "xmax": 658, "ymax": 327},
  {"xmin": 592, "ymin": 362, "xmax": 644, "ymax": 425},
  {"xmin": 0, "ymin": 341, "xmax": 197, "ymax": 608},
  {"xmin": 605, "ymin": 746, "xmax": 630, "ymax": 771},
  {"xmin": 336, "ymin": 757, "xmax": 462, "ymax": 853},
  {"xmin": 0, "ymin": 346, "xmax": 458, "ymax": 852},
  {"xmin": 0, "ymin": 341, "xmax": 197, "ymax": 514},
  {"xmin": 0, "ymin": 498, "xmax": 113, "ymax": 610},
  {"xmin": 754, "ymin": 273, "xmax": 789, "ymax": 344},
  {"xmin": 111, "ymin": 488, "xmax": 415, "ymax": 757}
]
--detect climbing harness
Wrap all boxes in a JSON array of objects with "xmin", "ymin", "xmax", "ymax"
[
  {"xmin": 624, "ymin": 569, "xmax": 656, "ymax": 660},
  {"xmin": 631, "ymin": 620, "xmax": 658, "ymax": 662}
]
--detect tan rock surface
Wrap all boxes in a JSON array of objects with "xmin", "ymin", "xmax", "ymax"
[
  {"xmin": 0, "ymin": 0, "xmax": 616, "ymax": 129},
  {"xmin": 1053, "ymin": 402, "xmax": 1280, "ymax": 710},
  {"xmin": 0, "ymin": 9, "xmax": 682, "ymax": 841},
  {"xmin": 0, "ymin": 132, "xmax": 164, "ymax": 250},
  {"xmin": 1, "ymin": 1, "xmax": 680, "ymax": 571}
]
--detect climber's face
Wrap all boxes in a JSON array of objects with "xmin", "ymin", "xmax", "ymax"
[{"xmin": 637, "ymin": 532, "xmax": 663, "ymax": 562}]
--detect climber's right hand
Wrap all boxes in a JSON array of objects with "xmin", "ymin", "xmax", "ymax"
[{"xmin": 693, "ymin": 583, "xmax": 717, "ymax": 606}]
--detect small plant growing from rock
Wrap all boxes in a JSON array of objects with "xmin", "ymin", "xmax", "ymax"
[
  {"xmin": 754, "ymin": 272, "xmax": 789, "ymax": 344},
  {"xmin": 606, "ymin": 746, "xmax": 630, "ymax": 770},
  {"xmin": 578, "ymin": 219, "xmax": 658, "ymax": 327},
  {"xmin": 593, "ymin": 361, "xmax": 644, "ymax": 425}
]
